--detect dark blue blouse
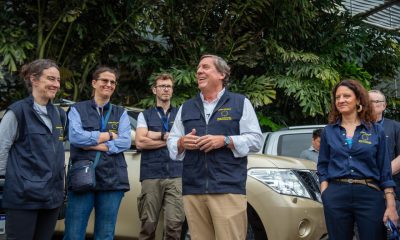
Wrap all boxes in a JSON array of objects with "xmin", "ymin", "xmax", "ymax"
[{"xmin": 317, "ymin": 120, "xmax": 395, "ymax": 189}]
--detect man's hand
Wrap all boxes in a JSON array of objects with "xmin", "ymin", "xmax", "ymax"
[
  {"xmin": 178, "ymin": 129, "xmax": 199, "ymax": 153},
  {"xmin": 111, "ymin": 131, "xmax": 118, "ymax": 140},
  {"xmin": 196, "ymin": 135, "xmax": 225, "ymax": 152},
  {"xmin": 391, "ymin": 155, "xmax": 400, "ymax": 175}
]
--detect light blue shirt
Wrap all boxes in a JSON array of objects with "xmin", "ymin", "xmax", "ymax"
[
  {"xmin": 167, "ymin": 88, "xmax": 263, "ymax": 160},
  {"xmin": 68, "ymin": 105, "xmax": 131, "ymax": 154}
]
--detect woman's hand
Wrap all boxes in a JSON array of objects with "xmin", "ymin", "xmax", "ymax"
[
  {"xmin": 383, "ymin": 206, "xmax": 399, "ymax": 225},
  {"xmin": 320, "ymin": 181, "xmax": 329, "ymax": 194},
  {"xmin": 383, "ymin": 189, "xmax": 399, "ymax": 224}
]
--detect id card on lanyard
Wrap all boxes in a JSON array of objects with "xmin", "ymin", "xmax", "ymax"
[{"xmin": 156, "ymin": 107, "xmax": 171, "ymax": 132}]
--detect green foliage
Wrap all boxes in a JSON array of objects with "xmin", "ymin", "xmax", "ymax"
[
  {"xmin": 1, "ymin": 0, "xmax": 399, "ymax": 127},
  {"xmin": 230, "ymin": 75, "xmax": 275, "ymax": 108},
  {"xmin": 257, "ymin": 112, "xmax": 282, "ymax": 131},
  {"xmin": 0, "ymin": 28, "xmax": 34, "ymax": 72}
]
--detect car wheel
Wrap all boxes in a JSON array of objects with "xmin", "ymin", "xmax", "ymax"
[
  {"xmin": 181, "ymin": 219, "xmax": 190, "ymax": 240},
  {"xmin": 247, "ymin": 204, "xmax": 268, "ymax": 240}
]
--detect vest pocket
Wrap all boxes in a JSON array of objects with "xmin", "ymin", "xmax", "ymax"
[
  {"xmin": 117, "ymin": 158, "xmax": 129, "ymax": 185},
  {"xmin": 21, "ymin": 173, "xmax": 52, "ymax": 202}
]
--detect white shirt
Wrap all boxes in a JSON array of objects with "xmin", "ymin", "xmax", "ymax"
[{"xmin": 167, "ymin": 88, "xmax": 262, "ymax": 160}]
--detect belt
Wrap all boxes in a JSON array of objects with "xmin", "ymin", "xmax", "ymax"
[{"xmin": 333, "ymin": 178, "xmax": 381, "ymax": 191}]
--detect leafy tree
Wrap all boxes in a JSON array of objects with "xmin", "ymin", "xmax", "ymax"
[{"xmin": 1, "ymin": 0, "xmax": 399, "ymax": 126}]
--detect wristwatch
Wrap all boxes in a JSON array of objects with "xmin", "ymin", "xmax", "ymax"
[
  {"xmin": 109, "ymin": 131, "xmax": 113, "ymax": 140},
  {"xmin": 224, "ymin": 136, "xmax": 230, "ymax": 147}
]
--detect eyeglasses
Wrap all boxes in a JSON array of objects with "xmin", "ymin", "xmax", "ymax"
[
  {"xmin": 97, "ymin": 78, "xmax": 117, "ymax": 86},
  {"xmin": 370, "ymin": 100, "xmax": 385, "ymax": 104},
  {"xmin": 155, "ymin": 85, "xmax": 173, "ymax": 90}
]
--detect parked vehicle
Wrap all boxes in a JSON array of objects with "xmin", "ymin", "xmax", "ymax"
[
  {"xmin": 261, "ymin": 125, "xmax": 325, "ymax": 158},
  {"xmin": 0, "ymin": 108, "xmax": 327, "ymax": 240}
]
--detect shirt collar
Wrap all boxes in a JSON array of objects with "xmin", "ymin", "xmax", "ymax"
[
  {"xmin": 309, "ymin": 145, "xmax": 318, "ymax": 152},
  {"xmin": 333, "ymin": 119, "xmax": 370, "ymax": 129},
  {"xmin": 377, "ymin": 117, "xmax": 385, "ymax": 125},
  {"xmin": 90, "ymin": 99, "xmax": 111, "ymax": 110},
  {"xmin": 200, "ymin": 88, "xmax": 225, "ymax": 104}
]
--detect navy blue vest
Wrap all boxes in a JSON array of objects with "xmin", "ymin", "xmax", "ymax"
[
  {"xmin": 69, "ymin": 100, "xmax": 129, "ymax": 191},
  {"xmin": 4, "ymin": 96, "xmax": 65, "ymax": 209},
  {"xmin": 383, "ymin": 118, "xmax": 400, "ymax": 197},
  {"xmin": 181, "ymin": 91, "xmax": 246, "ymax": 195},
  {"xmin": 140, "ymin": 106, "xmax": 182, "ymax": 181}
]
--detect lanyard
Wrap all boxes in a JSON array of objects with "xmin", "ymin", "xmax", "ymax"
[
  {"xmin": 99, "ymin": 104, "xmax": 113, "ymax": 132},
  {"xmin": 156, "ymin": 107, "xmax": 171, "ymax": 132}
]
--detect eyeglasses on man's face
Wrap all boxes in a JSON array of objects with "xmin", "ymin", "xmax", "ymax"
[
  {"xmin": 155, "ymin": 85, "xmax": 173, "ymax": 90},
  {"xmin": 370, "ymin": 100, "xmax": 385, "ymax": 104},
  {"xmin": 97, "ymin": 78, "xmax": 117, "ymax": 86}
]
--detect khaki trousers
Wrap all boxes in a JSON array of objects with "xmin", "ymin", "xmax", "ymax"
[
  {"xmin": 183, "ymin": 194, "xmax": 247, "ymax": 240},
  {"xmin": 137, "ymin": 178, "xmax": 185, "ymax": 240}
]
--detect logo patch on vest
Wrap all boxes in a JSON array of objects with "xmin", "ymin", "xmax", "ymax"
[
  {"xmin": 108, "ymin": 121, "xmax": 119, "ymax": 133},
  {"xmin": 217, "ymin": 108, "xmax": 232, "ymax": 121},
  {"xmin": 56, "ymin": 126, "xmax": 64, "ymax": 141}
]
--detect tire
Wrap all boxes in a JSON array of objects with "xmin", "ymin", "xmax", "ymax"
[
  {"xmin": 247, "ymin": 204, "xmax": 268, "ymax": 240},
  {"xmin": 180, "ymin": 219, "xmax": 190, "ymax": 240}
]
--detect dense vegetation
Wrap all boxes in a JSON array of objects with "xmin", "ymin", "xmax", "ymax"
[{"xmin": 1, "ymin": 0, "xmax": 399, "ymax": 129}]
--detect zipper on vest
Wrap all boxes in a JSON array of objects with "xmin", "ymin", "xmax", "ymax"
[{"xmin": 166, "ymin": 161, "xmax": 169, "ymax": 177}]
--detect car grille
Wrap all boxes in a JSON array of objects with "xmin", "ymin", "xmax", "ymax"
[{"xmin": 294, "ymin": 170, "xmax": 322, "ymax": 203}]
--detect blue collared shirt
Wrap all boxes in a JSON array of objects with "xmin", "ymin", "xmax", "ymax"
[
  {"xmin": 317, "ymin": 121, "xmax": 395, "ymax": 189},
  {"xmin": 68, "ymin": 105, "xmax": 131, "ymax": 154}
]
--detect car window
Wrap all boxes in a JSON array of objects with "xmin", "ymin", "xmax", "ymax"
[
  {"xmin": 277, "ymin": 133, "xmax": 312, "ymax": 158},
  {"xmin": 128, "ymin": 115, "xmax": 138, "ymax": 130}
]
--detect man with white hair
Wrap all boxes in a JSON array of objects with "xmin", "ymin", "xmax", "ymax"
[{"xmin": 369, "ymin": 90, "xmax": 400, "ymax": 195}]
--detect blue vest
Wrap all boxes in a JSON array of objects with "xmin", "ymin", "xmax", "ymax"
[
  {"xmin": 69, "ymin": 100, "xmax": 129, "ymax": 191},
  {"xmin": 181, "ymin": 91, "xmax": 246, "ymax": 195},
  {"xmin": 4, "ymin": 96, "xmax": 65, "ymax": 209},
  {"xmin": 140, "ymin": 107, "xmax": 182, "ymax": 181}
]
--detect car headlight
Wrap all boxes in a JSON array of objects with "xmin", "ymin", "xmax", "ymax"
[{"xmin": 248, "ymin": 168, "xmax": 311, "ymax": 199}]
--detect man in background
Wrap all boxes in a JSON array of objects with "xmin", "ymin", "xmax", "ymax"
[
  {"xmin": 135, "ymin": 73, "xmax": 184, "ymax": 240},
  {"xmin": 300, "ymin": 128, "xmax": 322, "ymax": 163},
  {"xmin": 369, "ymin": 90, "xmax": 400, "ymax": 196}
]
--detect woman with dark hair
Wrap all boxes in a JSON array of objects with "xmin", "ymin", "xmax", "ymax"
[
  {"xmin": 63, "ymin": 66, "xmax": 131, "ymax": 240},
  {"xmin": 0, "ymin": 59, "xmax": 65, "ymax": 239},
  {"xmin": 317, "ymin": 79, "xmax": 398, "ymax": 239}
]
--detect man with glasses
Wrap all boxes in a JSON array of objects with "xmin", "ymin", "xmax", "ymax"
[
  {"xmin": 135, "ymin": 73, "xmax": 184, "ymax": 240},
  {"xmin": 369, "ymin": 90, "xmax": 400, "ymax": 200}
]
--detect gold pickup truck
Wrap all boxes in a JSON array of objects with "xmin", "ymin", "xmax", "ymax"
[{"xmin": 0, "ymin": 108, "xmax": 327, "ymax": 240}]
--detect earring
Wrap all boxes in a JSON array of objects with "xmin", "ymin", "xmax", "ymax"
[{"xmin": 357, "ymin": 104, "xmax": 363, "ymax": 113}]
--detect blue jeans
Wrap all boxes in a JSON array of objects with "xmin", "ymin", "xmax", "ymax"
[{"xmin": 63, "ymin": 190, "xmax": 124, "ymax": 240}]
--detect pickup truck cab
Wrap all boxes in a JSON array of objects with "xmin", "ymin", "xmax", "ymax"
[{"xmin": 261, "ymin": 125, "xmax": 326, "ymax": 158}]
